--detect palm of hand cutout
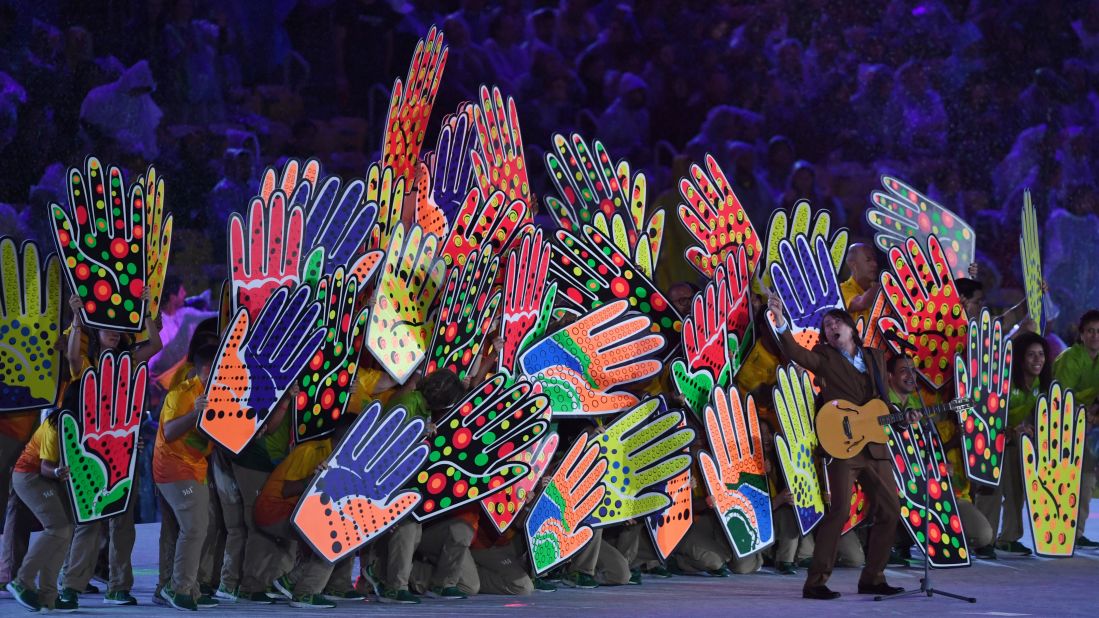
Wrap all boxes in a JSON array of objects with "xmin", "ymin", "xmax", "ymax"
[
  {"xmin": 441, "ymin": 186, "xmax": 527, "ymax": 270},
  {"xmin": 411, "ymin": 373, "xmax": 549, "ymax": 521},
  {"xmin": 868, "ymin": 176, "xmax": 975, "ymax": 280},
  {"xmin": 366, "ymin": 223, "xmax": 446, "ymax": 384},
  {"xmin": 60, "ymin": 351, "xmax": 145, "ymax": 523},
  {"xmin": 472, "ymin": 85, "xmax": 530, "ymax": 208},
  {"xmin": 878, "ymin": 235, "xmax": 967, "ymax": 390},
  {"xmin": 1020, "ymin": 190, "xmax": 1045, "ymax": 333},
  {"xmin": 518, "ymin": 300, "xmax": 664, "ymax": 417},
  {"xmin": 139, "ymin": 167, "xmax": 173, "ymax": 320},
  {"xmin": 677, "ymin": 154, "xmax": 762, "ymax": 278},
  {"xmin": 698, "ymin": 386, "xmax": 774, "ymax": 557},
  {"xmin": 772, "ymin": 365, "xmax": 825, "ymax": 534},
  {"xmin": 294, "ymin": 402, "xmax": 428, "ymax": 563},
  {"xmin": 954, "ymin": 308, "xmax": 1012, "ymax": 487},
  {"xmin": 500, "ymin": 226, "xmax": 553, "ymax": 374},
  {"xmin": 424, "ymin": 103, "xmax": 477, "ymax": 224},
  {"xmin": 426, "ymin": 248, "xmax": 502, "ymax": 381},
  {"xmin": 0, "ymin": 239, "xmax": 62, "ymax": 411},
  {"xmin": 1022, "ymin": 382, "xmax": 1086, "ymax": 557},
  {"xmin": 770, "ymin": 234, "xmax": 845, "ymax": 348},
  {"xmin": 51, "ymin": 156, "xmax": 148, "ymax": 331},
  {"xmin": 228, "ymin": 191, "xmax": 305, "ymax": 320},
  {"xmin": 202, "ymin": 285, "xmax": 325, "ymax": 453},
  {"xmin": 382, "ymin": 27, "xmax": 447, "ymax": 185},
  {"xmin": 526, "ymin": 433, "xmax": 607, "ymax": 574},
  {"xmin": 545, "ymin": 133, "xmax": 662, "ymax": 277},
  {"xmin": 590, "ymin": 398, "xmax": 695, "ymax": 526}
]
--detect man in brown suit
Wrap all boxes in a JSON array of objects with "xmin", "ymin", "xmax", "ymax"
[{"xmin": 767, "ymin": 297, "xmax": 915, "ymax": 600}]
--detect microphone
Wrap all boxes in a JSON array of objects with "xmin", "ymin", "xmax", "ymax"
[{"xmin": 881, "ymin": 329, "xmax": 919, "ymax": 353}]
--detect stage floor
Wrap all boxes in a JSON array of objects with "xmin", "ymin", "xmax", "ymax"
[{"xmin": 5, "ymin": 503, "xmax": 1097, "ymax": 616}]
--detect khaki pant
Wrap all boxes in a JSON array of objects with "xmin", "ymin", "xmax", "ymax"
[
  {"xmin": 157, "ymin": 493, "xmax": 178, "ymax": 592},
  {"xmin": 12, "ymin": 472, "xmax": 73, "ymax": 605},
  {"xmin": 472, "ymin": 540, "xmax": 533, "ymax": 595},
  {"xmin": 605, "ymin": 523, "xmax": 642, "ymax": 568},
  {"xmin": 975, "ymin": 442, "xmax": 1024, "ymax": 544},
  {"xmin": 804, "ymin": 451, "xmax": 899, "ymax": 590},
  {"xmin": 670, "ymin": 511, "xmax": 734, "ymax": 573},
  {"xmin": 957, "ymin": 498, "xmax": 994, "ymax": 549},
  {"xmin": 259, "ymin": 518, "xmax": 335, "ymax": 597},
  {"xmin": 768, "ymin": 505, "xmax": 800, "ymax": 564},
  {"xmin": 374, "ymin": 519, "xmax": 421, "ymax": 591},
  {"xmin": 234, "ymin": 463, "xmax": 286, "ymax": 594},
  {"xmin": 324, "ymin": 557, "xmax": 354, "ymax": 595},
  {"xmin": 569, "ymin": 527, "xmax": 630, "ymax": 585},
  {"xmin": 212, "ymin": 455, "xmax": 245, "ymax": 589},
  {"xmin": 157, "ymin": 480, "xmax": 209, "ymax": 598},
  {"xmin": 569, "ymin": 527, "xmax": 601, "ymax": 576},
  {"xmin": 200, "ymin": 464, "xmax": 225, "ymax": 589},
  {"xmin": 413, "ymin": 518, "xmax": 479, "ymax": 594},
  {"xmin": 0, "ymin": 433, "xmax": 24, "ymax": 530},
  {"xmin": 62, "ymin": 491, "xmax": 136, "ymax": 593},
  {"xmin": 0, "ymin": 488, "xmax": 36, "ymax": 583}
]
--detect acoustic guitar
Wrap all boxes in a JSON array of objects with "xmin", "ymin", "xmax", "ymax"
[{"xmin": 816, "ymin": 397, "xmax": 973, "ymax": 460}]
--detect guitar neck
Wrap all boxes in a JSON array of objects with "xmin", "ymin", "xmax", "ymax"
[{"xmin": 876, "ymin": 401, "xmax": 956, "ymax": 426}]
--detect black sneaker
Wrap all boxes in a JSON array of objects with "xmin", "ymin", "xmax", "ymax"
[
  {"xmin": 560, "ymin": 572, "xmax": 598, "ymax": 589},
  {"xmin": 996, "ymin": 541, "xmax": 1033, "ymax": 557},
  {"xmin": 628, "ymin": 569, "xmax": 642, "ymax": 585},
  {"xmin": 776, "ymin": 562, "xmax": 798, "ymax": 575},
  {"xmin": 974, "ymin": 545, "xmax": 998, "ymax": 560},
  {"xmin": 1077, "ymin": 536, "xmax": 1099, "ymax": 549},
  {"xmin": 291, "ymin": 594, "xmax": 336, "ymax": 609},
  {"xmin": 51, "ymin": 595, "xmax": 80, "ymax": 613},
  {"xmin": 533, "ymin": 577, "xmax": 557, "ymax": 592},
  {"xmin": 642, "ymin": 565, "xmax": 673, "ymax": 578},
  {"xmin": 160, "ymin": 585, "xmax": 198, "ymax": 611},
  {"xmin": 6, "ymin": 581, "xmax": 41, "ymax": 612},
  {"xmin": 84, "ymin": 582, "xmax": 101, "ymax": 594}
]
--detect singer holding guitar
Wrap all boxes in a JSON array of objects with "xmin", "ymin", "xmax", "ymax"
[{"xmin": 766, "ymin": 297, "xmax": 920, "ymax": 600}]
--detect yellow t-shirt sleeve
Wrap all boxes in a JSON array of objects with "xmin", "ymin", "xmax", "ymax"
[
  {"xmin": 38, "ymin": 423, "xmax": 60, "ymax": 463},
  {"xmin": 283, "ymin": 441, "xmax": 333, "ymax": 482}
]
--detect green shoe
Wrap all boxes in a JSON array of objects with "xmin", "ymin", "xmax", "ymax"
[
  {"xmin": 291, "ymin": 594, "xmax": 336, "ymax": 609},
  {"xmin": 59, "ymin": 587, "xmax": 81, "ymax": 604},
  {"xmin": 357, "ymin": 564, "xmax": 383, "ymax": 599},
  {"xmin": 629, "ymin": 569, "xmax": 642, "ymax": 585},
  {"xmin": 560, "ymin": 572, "xmax": 599, "ymax": 589},
  {"xmin": 52, "ymin": 595, "xmax": 80, "ymax": 613},
  {"xmin": 795, "ymin": 557, "xmax": 813, "ymax": 568},
  {"xmin": 974, "ymin": 545, "xmax": 998, "ymax": 560},
  {"xmin": 322, "ymin": 590, "xmax": 366, "ymax": 602},
  {"xmin": 1077, "ymin": 536, "xmax": 1099, "ymax": 548},
  {"xmin": 196, "ymin": 594, "xmax": 220, "ymax": 609},
  {"xmin": 273, "ymin": 575, "xmax": 295, "ymax": 600},
  {"xmin": 84, "ymin": 582, "xmax": 101, "ymax": 594},
  {"xmin": 707, "ymin": 565, "xmax": 732, "ymax": 578},
  {"xmin": 5, "ymin": 581, "xmax": 41, "ymax": 612},
  {"xmin": 642, "ymin": 565, "xmax": 673, "ymax": 578},
  {"xmin": 379, "ymin": 587, "xmax": 420, "ymax": 604},
  {"xmin": 240, "ymin": 591, "xmax": 274, "ymax": 604},
  {"xmin": 427, "ymin": 586, "xmax": 467, "ymax": 600},
  {"xmin": 199, "ymin": 583, "xmax": 215, "ymax": 596},
  {"xmin": 533, "ymin": 577, "xmax": 557, "ymax": 592},
  {"xmin": 213, "ymin": 584, "xmax": 239, "ymax": 603},
  {"xmin": 159, "ymin": 585, "xmax": 198, "ymax": 611},
  {"xmin": 104, "ymin": 590, "xmax": 138, "ymax": 605},
  {"xmin": 995, "ymin": 541, "xmax": 1033, "ymax": 556}
]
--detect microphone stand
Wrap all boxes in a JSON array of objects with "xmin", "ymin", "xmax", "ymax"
[{"xmin": 875, "ymin": 339, "xmax": 976, "ymax": 604}]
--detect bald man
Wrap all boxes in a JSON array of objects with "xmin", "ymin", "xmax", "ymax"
[{"xmin": 840, "ymin": 244, "xmax": 881, "ymax": 324}]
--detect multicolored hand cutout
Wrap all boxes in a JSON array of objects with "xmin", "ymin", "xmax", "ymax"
[
  {"xmin": 590, "ymin": 397, "xmax": 694, "ymax": 527},
  {"xmin": 228, "ymin": 190, "xmax": 304, "ymax": 320},
  {"xmin": 260, "ymin": 157, "xmax": 321, "ymax": 207},
  {"xmin": 60, "ymin": 351, "xmax": 145, "ymax": 523},
  {"xmin": 677, "ymin": 154, "xmax": 762, "ymax": 278},
  {"xmin": 526, "ymin": 432, "xmax": 607, "ymax": 574},
  {"xmin": 366, "ymin": 162, "xmax": 408, "ymax": 252},
  {"xmin": 1022, "ymin": 382, "xmax": 1086, "ymax": 557},
  {"xmin": 366, "ymin": 223, "xmax": 446, "ymax": 384},
  {"xmin": 698, "ymin": 386, "xmax": 774, "ymax": 557},
  {"xmin": 425, "ymin": 248, "xmax": 502, "ymax": 381},
  {"xmin": 878, "ymin": 235, "xmax": 968, "ymax": 390},
  {"xmin": 472, "ymin": 85, "xmax": 530, "ymax": 208},
  {"xmin": 545, "ymin": 133, "xmax": 663, "ymax": 278},
  {"xmin": 299, "ymin": 174, "xmax": 377, "ymax": 283},
  {"xmin": 0, "ymin": 238, "xmax": 61, "ymax": 412},
  {"xmin": 382, "ymin": 26, "xmax": 447, "ymax": 185},
  {"xmin": 769, "ymin": 234, "xmax": 846, "ymax": 349},
  {"xmin": 1020, "ymin": 190, "xmax": 1045, "ymax": 334},
  {"xmin": 549, "ymin": 225, "xmax": 682, "ymax": 346},
  {"xmin": 645, "ymin": 466, "xmax": 692, "ymax": 561},
  {"xmin": 954, "ymin": 308, "xmax": 1012, "ymax": 487},
  {"xmin": 51, "ymin": 156, "xmax": 148, "ymax": 331},
  {"xmin": 482, "ymin": 432, "xmax": 560, "ymax": 534},
  {"xmin": 441, "ymin": 187, "xmax": 527, "ymax": 269},
  {"xmin": 499, "ymin": 226, "xmax": 554, "ymax": 374},
  {"xmin": 763, "ymin": 200, "xmax": 847, "ymax": 291},
  {"xmin": 411, "ymin": 373, "xmax": 549, "ymax": 521},
  {"xmin": 886, "ymin": 420, "xmax": 970, "ymax": 567},
  {"xmin": 517, "ymin": 300, "xmax": 664, "ymax": 417},
  {"xmin": 772, "ymin": 365, "xmax": 825, "ymax": 534},
  {"xmin": 293, "ymin": 402, "xmax": 428, "ymax": 563},
  {"xmin": 293, "ymin": 266, "xmax": 372, "ymax": 443},
  {"xmin": 201, "ymin": 285, "xmax": 325, "ymax": 454},
  {"xmin": 425, "ymin": 103, "xmax": 477, "ymax": 223},
  {"xmin": 671, "ymin": 248, "xmax": 753, "ymax": 416},
  {"xmin": 868, "ymin": 176, "xmax": 975, "ymax": 280},
  {"xmin": 139, "ymin": 167, "xmax": 173, "ymax": 320}
]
